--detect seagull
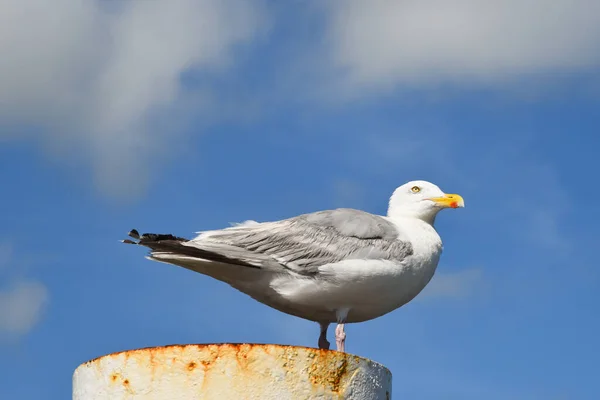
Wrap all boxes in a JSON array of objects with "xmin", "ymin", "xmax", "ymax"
[{"xmin": 123, "ymin": 180, "xmax": 464, "ymax": 352}]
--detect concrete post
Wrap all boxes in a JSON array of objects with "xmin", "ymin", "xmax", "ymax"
[{"xmin": 73, "ymin": 344, "xmax": 392, "ymax": 399}]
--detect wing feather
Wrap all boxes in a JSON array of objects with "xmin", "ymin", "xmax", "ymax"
[{"xmin": 185, "ymin": 208, "xmax": 413, "ymax": 275}]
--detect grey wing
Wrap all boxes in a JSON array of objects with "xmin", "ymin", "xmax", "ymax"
[{"xmin": 185, "ymin": 208, "xmax": 414, "ymax": 275}]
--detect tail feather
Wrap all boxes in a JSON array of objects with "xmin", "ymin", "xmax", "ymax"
[
  {"xmin": 122, "ymin": 229, "xmax": 260, "ymax": 269},
  {"xmin": 122, "ymin": 229, "xmax": 188, "ymax": 245}
]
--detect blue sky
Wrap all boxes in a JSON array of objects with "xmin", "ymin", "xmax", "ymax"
[{"xmin": 1, "ymin": 1, "xmax": 599, "ymax": 399}]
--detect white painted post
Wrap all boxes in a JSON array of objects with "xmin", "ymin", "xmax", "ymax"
[{"xmin": 73, "ymin": 344, "xmax": 392, "ymax": 399}]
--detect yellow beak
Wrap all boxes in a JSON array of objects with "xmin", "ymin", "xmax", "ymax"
[{"xmin": 428, "ymin": 193, "xmax": 465, "ymax": 209}]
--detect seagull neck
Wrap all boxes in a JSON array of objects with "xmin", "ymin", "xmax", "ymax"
[{"xmin": 387, "ymin": 209, "xmax": 437, "ymax": 227}]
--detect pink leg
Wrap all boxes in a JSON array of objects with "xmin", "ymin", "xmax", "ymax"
[
  {"xmin": 318, "ymin": 322, "xmax": 330, "ymax": 350},
  {"xmin": 335, "ymin": 323, "xmax": 346, "ymax": 352}
]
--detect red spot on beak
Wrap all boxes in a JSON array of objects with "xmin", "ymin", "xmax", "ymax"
[{"xmin": 450, "ymin": 202, "xmax": 459, "ymax": 208}]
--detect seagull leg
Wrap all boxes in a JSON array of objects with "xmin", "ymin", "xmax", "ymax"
[
  {"xmin": 318, "ymin": 322, "xmax": 330, "ymax": 350},
  {"xmin": 334, "ymin": 308, "xmax": 350, "ymax": 352},
  {"xmin": 335, "ymin": 323, "xmax": 346, "ymax": 352}
]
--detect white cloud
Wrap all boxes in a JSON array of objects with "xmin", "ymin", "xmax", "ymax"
[
  {"xmin": 0, "ymin": 243, "xmax": 48, "ymax": 337},
  {"xmin": 325, "ymin": 0, "xmax": 600, "ymax": 92},
  {"xmin": 0, "ymin": 281, "xmax": 49, "ymax": 336},
  {"xmin": 419, "ymin": 268, "xmax": 484, "ymax": 300},
  {"xmin": 0, "ymin": 0, "xmax": 266, "ymax": 198}
]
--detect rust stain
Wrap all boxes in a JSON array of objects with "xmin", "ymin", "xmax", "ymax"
[
  {"xmin": 109, "ymin": 372, "xmax": 132, "ymax": 392},
  {"xmin": 195, "ymin": 344, "xmax": 266, "ymax": 392},
  {"xmin": 122, "ymin": 377, "xmax": 135, "ymax": 395},
  {"xmin": 149, "ymin": 351, "xmax": 156, "ymax": 369},
  {"xmin": 307, "ymin": 352, "xmax": 350, "ymax": 394},
  {"xmin": 206, "ymin": 344, "xmax": 221, "ymax": 366},
  {"xmin": 187, "ymin": 361, "xmax": 197, "ymax": 371},
  {"xmin": 231, "ymin": 344, "xmax": 253, "ymax": 371},
  {"xmin": 81, "ymin": 343, "xmax": 360, "ymax": 366},
  {"xmin": 279, "ymin": 347, "xmax": 300, "ymax": 375}
]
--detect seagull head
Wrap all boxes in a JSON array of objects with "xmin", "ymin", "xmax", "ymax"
[{"xmin": 387, "ymin": 180, "xmax": 464, "ymax": 224}]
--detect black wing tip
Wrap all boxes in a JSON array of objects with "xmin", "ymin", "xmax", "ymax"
[
  {"xmin": 122, "ymin": 229, "xmax": 188, "ymax": 245},
  {"xmin": 122, "ymin": 229, "xmax": 142, "ymax": 245}
]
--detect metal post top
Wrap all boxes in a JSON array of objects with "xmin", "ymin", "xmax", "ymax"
[{"xmin": 73, "ymin": 343, "xmax": 392, "ymax": 400}]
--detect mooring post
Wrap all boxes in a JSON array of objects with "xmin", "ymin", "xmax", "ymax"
[{"xmin": 73, "ymin": 344, "xmax": 391, "ymax": 399}]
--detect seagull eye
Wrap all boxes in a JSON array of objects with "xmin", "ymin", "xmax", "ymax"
[{"xmin": 411, "ymin": 186, "xmax": 421, "ymax": 193}]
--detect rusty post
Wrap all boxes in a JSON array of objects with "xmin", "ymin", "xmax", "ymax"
[{"xmin": 73, "ymin": 344, "xmax": 392, "ymax": 399}]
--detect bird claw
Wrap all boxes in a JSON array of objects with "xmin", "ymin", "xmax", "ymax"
[{"xmin": 318, "ymin": 336, "xmax": 331, "ymax": 350}]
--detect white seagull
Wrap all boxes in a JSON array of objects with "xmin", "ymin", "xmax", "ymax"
[{"xmin": 123, "ymin": 180, "xmax": 464, "ymax": 352}]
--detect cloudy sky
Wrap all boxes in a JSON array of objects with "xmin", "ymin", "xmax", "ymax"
[{"xmin": 1, "ymin": 0, "xmax": 599, "ymax": 398}]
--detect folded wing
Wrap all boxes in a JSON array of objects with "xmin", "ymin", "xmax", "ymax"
[{"xmin": 178, "ymin": 208, "xmax": 414, "ymax": 275}]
